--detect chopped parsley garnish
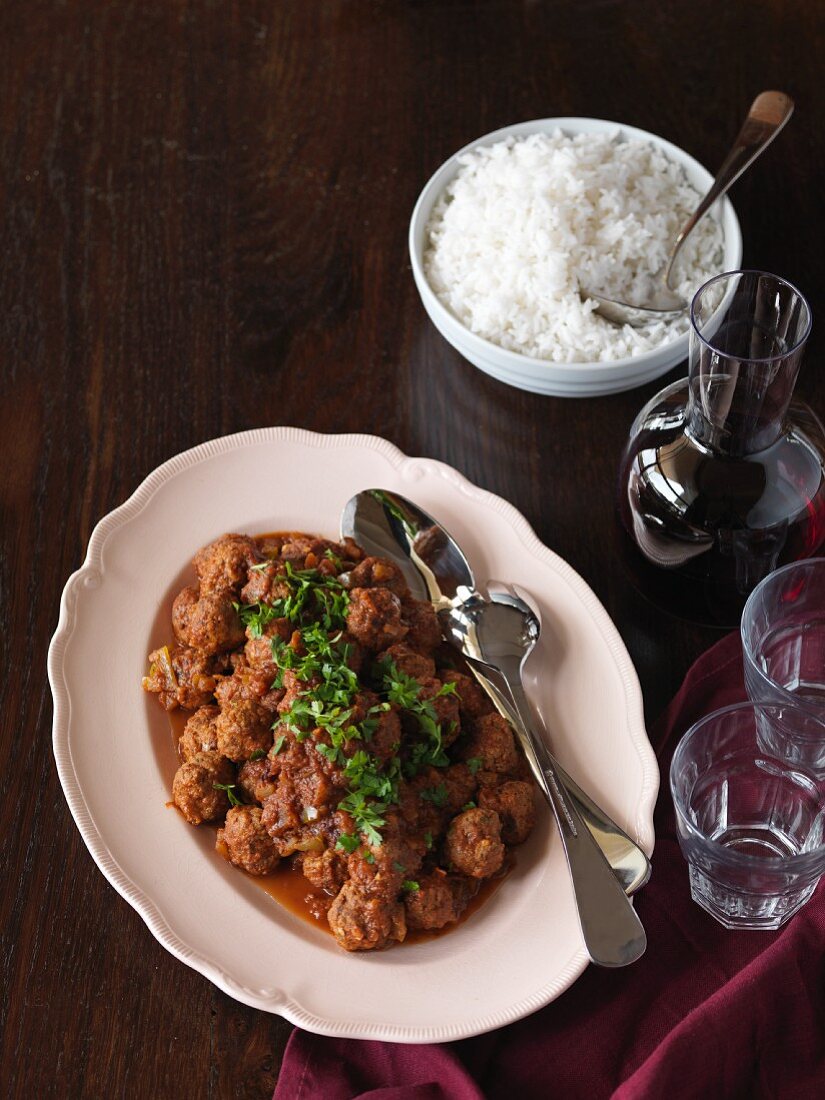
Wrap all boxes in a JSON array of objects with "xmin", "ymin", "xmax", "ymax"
[
  {"xmin": 249, "ymin": 748, "xmax": 267, "ymax": 761},
  {"xmin": 466, "ymin": 757, "xmax": 483, "ymax": 775},
  {"xmin": 234, "ymin": 600, "xmax": 280, "ymax": 639},
  {"xmin": 336, "ymin": 788, "xmax": 388, "ymax": 847},
  {"xmin": 269, "ymin": 562, "xmax": 350, "ymax": 629},
  {"xmin": 401, "ymin": 880, "xmax": 420, "ymax": 893},
  {"xmin": 234, "ymin": 568, "xmax": 464, "ymax": 848},
  {"xmin": 379, "ymin": 661, "xmax": 457, "ymax": 776},
  {"xmin": 423, "ymin": 831, "xmax": 434, "ymax": 850},
  {"xmin": 213, "ymin": 781, "xmax": 243, "ymax": 808},
  {"xmin": 420, "ymin": 782, "xmax": 448, "ymax": 808},
  {"xmin": 462, "ymin": 801, "xmax": 477, "ymax": 811},
  {"xmin": 249, "ymin": 560, "xmax": 273, "ymax": 573},
  {"xmin": 235, "ymin": 561, "xmax": 350, "ymax": 636}
]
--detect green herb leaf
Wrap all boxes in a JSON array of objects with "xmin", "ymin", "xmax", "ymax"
[
  {"xmin": 234, "ymin": 600, "xmax": 280, "ymax": 639},
  {"xmin": 379, "ymin": 661, "xmax": 454, "ymax": 777},
  {"xmin": 401, "ymin": 880, "xmax": 420, "ymax": 893},
  {"xmin": 213, "ymin": 782, "xmax": 242, "ymax": 808},
  {"xmin": 249, "ymin": 748, "xmax": 266, "ymax": 761},
  {"xmin": 335, "ymin": 833, "xmax": 360, "ymax": 853},
  {"xmin": 324, "ymin": 548, "xmax": 344, "ymax": 571},
  {"xmin": 420, "ymin": 783, "xmax": 448, "ymax": 808},
  {"xmin": 466, "ymin": 756, "xmax": 483, "ymax": 775}
]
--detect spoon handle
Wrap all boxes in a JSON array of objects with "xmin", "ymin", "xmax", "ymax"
[
  {"xmin": 467, "ymin": 659, "xmax": 651, "ymax": 895},
  {"xmin": 665, "ymin": 91, "xmax": 794, "ymax": 287},
  {"xmin": 508, "ymin": 677, "xmax": 647, "ymax": 967},
  {"xmin": 496, "ymin": 668, "xmax": 647, "ymax": 967}
]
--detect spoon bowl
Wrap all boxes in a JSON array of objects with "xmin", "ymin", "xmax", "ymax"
[
  {"xmin": 340, "ymin": 488, "xmax": 474, "ymax": 608},
  {"xmin": 586, "ymin": 91, "xmax": 794, "ymax": 327}
]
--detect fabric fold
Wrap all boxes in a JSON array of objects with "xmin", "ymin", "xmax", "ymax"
[{"xmin": 275, "ymin": 633, "xmax": 825, "ymax": 1099}]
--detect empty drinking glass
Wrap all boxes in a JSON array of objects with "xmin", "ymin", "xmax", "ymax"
[
  {"xmin": 742, "ymin": 558, "xmax": 825, "ymax": 773},
  {"xmin": 670, "ymin": 701, "xmax": 825, "ymax": 929}
]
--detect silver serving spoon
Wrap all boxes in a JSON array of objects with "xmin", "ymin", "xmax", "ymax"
[
  {"xmin": 470, "ymin": 582, "xmax": 650, "ymax": 894},
  {"xmin": 341, "ymin": 489, "xmax": 651, "ymax": 896},
  {"xmin": 584, "ymin": 91, "xmax": 794, "ymax": 327},
  {"xmin": 442, "ymin": 587, "xmax": 647, "ymax": 966}
]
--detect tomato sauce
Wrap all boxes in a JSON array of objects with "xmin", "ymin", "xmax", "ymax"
[{"xmin": 168, "ymin": 711, "xmax": 510, "ymax": 944}]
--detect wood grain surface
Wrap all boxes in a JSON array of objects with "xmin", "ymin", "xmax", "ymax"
[{"xmin": 2, "ymin": 1, "xmax": 823, "ymax": 1096}]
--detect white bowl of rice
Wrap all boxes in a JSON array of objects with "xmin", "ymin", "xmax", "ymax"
[{"xmin": 409, "ymin": 118, "xmax": 742, "ymax": 397}]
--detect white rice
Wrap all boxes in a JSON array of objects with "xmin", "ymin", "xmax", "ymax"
[{"xmin": 423, "ymin": 130, "xmax": 724, "ymax": 362}]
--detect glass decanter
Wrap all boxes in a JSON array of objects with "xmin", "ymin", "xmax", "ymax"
[{"xmin": 618, "ymin": 270, "xmax": 825, "ymax": 626}]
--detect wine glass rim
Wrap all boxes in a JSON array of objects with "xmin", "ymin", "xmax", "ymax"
[
  {"xmin": 690, "ymin": 269, "xmax": 813, "ymax": 362},
  {"xmin": 741, "ymin": 557, "xmax": 825, "ymax": 715}
]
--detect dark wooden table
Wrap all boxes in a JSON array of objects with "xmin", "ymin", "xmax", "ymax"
[{"xmin": 3, "ymin": 1, "xmax": 823, "ymax": 1095}]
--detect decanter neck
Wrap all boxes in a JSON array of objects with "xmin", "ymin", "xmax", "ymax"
[{"xmin": 686, "ymin": 347, "xmax": 804, "ymax": 456}]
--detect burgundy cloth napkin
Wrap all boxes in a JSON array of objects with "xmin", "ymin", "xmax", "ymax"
[{"xmin": 274, "ymin": 633, "xmax": 825, "ymax": 1099}]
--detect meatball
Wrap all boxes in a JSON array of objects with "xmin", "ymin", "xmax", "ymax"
[
  {"xmin": 217, "ymin": 806, "xmax": 280, "ymax": 875},
  {"xmin": 479, "ymin": 780, "xmax": 536, "ymax": 844},
  {"xmin": 277, "ymin": 667, "xmax": 321, "ymax": 716},
  {"xmin": 236, "ymin": 757, "xmax": 278, "ymax": 804},
  {"xmin": 346, "ymin": 587, "xmax": 408, "ymax": 650},
  {"xmin": 216, "ymin": 666, "xmax": 284, "ymax": 713},
  {"xmin": 172, "ymin": 751, "xmax": 234, "ymax": 825},
  {"xmin": 260, "ymin": 782, "xmax": 302, "ymax": 849},
  {"xmin": 460, "ymin": 713, "xmax": 520, "ymax": 775},
  {"xmin": 327, "ymin": 881, "xmax": 407, "ymax": 952},
  {"xmin": 244, "ymin": 616, "xmax": 291, "ymax": 669},
  {"xmin": 260, "ymin": 742, "xmax": 338, "ymax": 855},
  {"xmin": 361, "ymin": 703, "xmax": 401, "ymax": 762},
  {"xmin": 193, "ymin": 534, "xmax": 261, "ymax": 595},
  {"xmin": 216, "ymin": 696, "xmax": 274, "ymax": 762},
  {"xmin": 400, "ymin": 767, "xmax": 452, "ymax": 836},
  {"xmin": 171, "ymin": 586, "xmax": 199, "ymax": 640},
  {"xmin": 417, "ymin": 677, "xmax": 461, "ymax": 746},
  {"xmin": 404, "ymin": 871, "xmax": 479, "ymax": 931},
  {"xmin": 143, "ymin": 644, "xmax": 221, "ymax": 711},
  {"xmin": 172, "ymin": 587, "xmax": 245, "ymax": 655},
  {"xmin": 444, "ymin": 808, "xmax": 505, "ymax": 878},
  {"xmin": 401, "ymin": 599, "xmax": 442, "ymax": 652},
  {"xmin": 346, "ymin": 816, "xmax": 423, "ymax": 898},
  {"xmin": 442, "ymin": 670, "xmax": 494, "ymax": 720},
  {"xmin": 377, "ymin": 643, "xmax": 436, "ymax": 682},
  {"xmin": 338, "ymin": 633, "xmax": 367, "ymax": 675},
  {"xmin": 301, "ymin": 848, "xmax": 347, "ymax": 894},
  {"xmin": 179, "ymin": 705, "xmax": 220, "ymax": 761},
  {"xmin": 331, "ymin": 690, "xmax": 400, "ymax": 763},
  {"xmin": 239, "ymin": 562, "xmax": 290, "ymax": 606},
  {"xmin": 345, "ymin": 556, "xmax": 410, "ymax": 597},
  {"xmin": 441, "ymin": 762, "xmax": 477, "ymax": 815}
]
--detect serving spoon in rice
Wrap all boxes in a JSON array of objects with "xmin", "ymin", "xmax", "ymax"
[{"xmin": 585, "ymin": 91, "xmax": 794, "ymax": 327}]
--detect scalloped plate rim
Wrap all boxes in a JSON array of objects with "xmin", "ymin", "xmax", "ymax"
[{"xmin": 48, "ymin": 426, "xmax": 658, "ymax": 1042}]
